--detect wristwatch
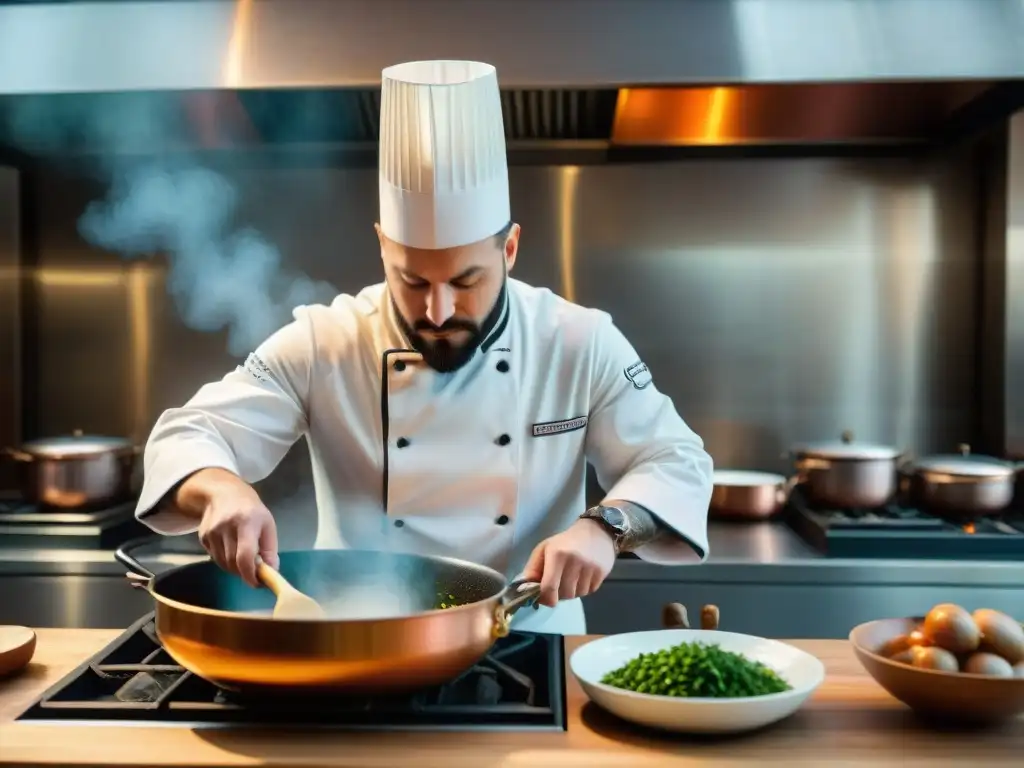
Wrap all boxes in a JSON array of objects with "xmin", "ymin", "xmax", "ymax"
[{"xmin": 580, "ymin": 504, "xmax": 630, "ymax": 554}]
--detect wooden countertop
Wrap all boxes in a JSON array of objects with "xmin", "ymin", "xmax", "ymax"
[{"xmin": 0, "ymin": 630, "xmax": 1021, "ymax": 767}]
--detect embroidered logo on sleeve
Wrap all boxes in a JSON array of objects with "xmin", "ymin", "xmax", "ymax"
[
  {"xmin": 624, "ymin": 360, "xmax": 653, "ymax": 390},
  {"xmin": 532, "ymin": 416, "xmax": 588, "ymax": 438},
  {"xmin": 243, "ymin": 353, "xmax": 274, "ymax": 385}
]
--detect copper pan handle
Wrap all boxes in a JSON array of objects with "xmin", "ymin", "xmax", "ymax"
[
  {"xmin": 492, "ymin": 579, "xmax": 542, "ymax": 638},
  {"xmin": 114, "ymin": 536, "xmax": 158, "ymax": 589}
]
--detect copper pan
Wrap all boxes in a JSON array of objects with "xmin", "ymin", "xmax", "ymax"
[
  {"xmin": 3, "ymin": 430, "xmax": 140, "ymax": 508},
  {"xmin": 899, "ymin": 443, "xmax": 1024, "ymax": 521},
  {"xmin": 710, "ymin": 470, "xmax": 798, "ymax": 520},
  {"xmin": 114, "ymin": 537, "xmax": 542, "ymax": 695}
]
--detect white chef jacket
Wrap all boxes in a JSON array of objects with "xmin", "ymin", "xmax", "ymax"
[{"xmin": 135, "ymin": 278, "xmax": 713, "ymax": 635}]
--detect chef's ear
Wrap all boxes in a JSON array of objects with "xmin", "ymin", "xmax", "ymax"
[
  {"xmin": 504, "ymin": 223, "xmax": 521, "ymax": 271},
  {"xmin": 374, "ymin": 223, "xmax": 386, "ymax": 256}
]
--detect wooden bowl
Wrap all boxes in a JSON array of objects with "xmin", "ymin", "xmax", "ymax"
[
  {"xmin": 849, "ymin": 617, "xmax": 1024, "ymax": 725},
  {"xmin": 0, "ymin": 625, "xmax": 37, "ymax": 678}
]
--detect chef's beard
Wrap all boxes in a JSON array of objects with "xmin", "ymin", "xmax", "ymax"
[{"xmin": 393, "ymin": 281, "xmax": 507, "ymax": 373}]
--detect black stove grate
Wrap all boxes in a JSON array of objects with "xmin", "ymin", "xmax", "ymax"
[
  {"xmin": 16, "ymin": 612, "xmax": 567, "ymax": 731},
  {"xmin": 785, "ymin": 487, "xmax": 1024, "ymax": 559}
]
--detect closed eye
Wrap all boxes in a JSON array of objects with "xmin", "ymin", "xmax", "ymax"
[{"xmin": 400, "ymin": 269, "xmax": 483, "ymax": 290}]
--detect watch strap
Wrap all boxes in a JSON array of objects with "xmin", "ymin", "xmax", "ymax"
[{"xmin": 581, "ymin": 504, "xmax": 628, "ymax": 553}]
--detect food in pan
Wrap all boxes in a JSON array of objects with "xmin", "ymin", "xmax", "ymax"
[
  {"xmin": 600, "ymin": 641, "xmax": 792, "ymax": 698},
  {"xmin": 877, "ymin": 603, "xmax": 1024, "ymax": 675},
  {"xmin": 436, "ymin": 591, "xmax": 461, "ymax": 609}
]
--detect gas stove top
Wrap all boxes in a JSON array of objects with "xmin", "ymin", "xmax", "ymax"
[
  {"xmin": 786, "ymin": 487, "xmax": 1024, "ymax": 559},
  {"xmin": 0, "ymin": 492, "xmax": 144, "ymax": 549},
  {"xmin": 15, "ymin": 612, "xmax": 568, "ymax": 732}
]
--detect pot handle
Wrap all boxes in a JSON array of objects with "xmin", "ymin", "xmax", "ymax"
[
  {"xmin": 492, "ymin": 578, "xmax": 543, "ymax": 638},
  {"xmin": 896, "ymin": 452, "xmax": 916, "ymax": 473},
  {"xmin": 1, "ymin": 447, "xmax": 33, "ymax": 462},
  {"xmin": 776, "ymin": 473, "xmax": 802, "ymax": 505},
  {"xmin": 114, "ymin": 535, "xmax": 159, "ymax": 588}
]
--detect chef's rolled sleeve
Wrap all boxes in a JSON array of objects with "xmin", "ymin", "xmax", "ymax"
[
  {"xmin": 135, "ymin": 310, "xmax": 315, "ymax": 535},
  {"xmin": 584, "ymin": 314, "xmax": 713, "ymax": 564}
]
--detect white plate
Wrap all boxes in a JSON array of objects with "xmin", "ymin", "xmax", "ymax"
[{"xmin": 570, "ymin": 629, "xmax": 826, "ymax": 734}]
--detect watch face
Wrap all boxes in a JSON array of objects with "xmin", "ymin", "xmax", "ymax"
[{"xmin": 601, "ymin": 506, "xmax": 626, "ymax": 530}]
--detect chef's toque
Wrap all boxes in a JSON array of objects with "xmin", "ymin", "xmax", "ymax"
[{"xmin": 378, "ymin": 60, "xmax": 510, "ymax": 250}]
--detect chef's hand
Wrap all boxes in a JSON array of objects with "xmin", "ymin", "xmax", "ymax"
[
  {"xmin": 521, "ymin": 519, "xmax": 617, "ymax": 608},
  {"xmin": 177, "ymin": 468, "xmax": 279, "ymax": 588}
]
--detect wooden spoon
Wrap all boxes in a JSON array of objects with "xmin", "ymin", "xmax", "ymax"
[
  {"xmin": 255, "ymin": 557, "xmax": 326, "ymax": 620},
  {"xmin": 0, "ymin": 625, "xmax": 37, "ymax": 678}
]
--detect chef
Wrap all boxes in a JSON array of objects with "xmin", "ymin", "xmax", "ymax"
[{"xmin": 134, "ymin": 59, "xmax": 713, "ymax": 635}]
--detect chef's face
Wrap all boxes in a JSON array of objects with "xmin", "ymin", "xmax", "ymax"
[{"xmin": 376, "ymin": 221, "xmax": 520, "ymax": 372}]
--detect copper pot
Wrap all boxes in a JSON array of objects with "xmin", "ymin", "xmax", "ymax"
[
  {"xmin": 710, "ymin": 470, "xmax": 796, "ymax": 520},
  {"xmin": 789, "ymin": 430, "xmax": 904, "ymax": 508},
  {"xmin": 901, "ymin": 443, "xmax": 1024, "ymax": 519},
  {"xmin": 114, "ymin": 537, "xmax": 542, "ymax": 694},
  {"xmin": 4, "ymin": 430, "xmax": 139, "ymax": 508}
]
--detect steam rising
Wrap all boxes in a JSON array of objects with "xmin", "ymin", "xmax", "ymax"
[
  {"xmin": 78, "ymin": 164, "xmax": 336, "ymax": 356},
  {"xmin": 304, "ymin": 561, "xmax": 434, "ymax": 620},
  {"xmin": 2, "ymin": 93, "xmax": 337, "ymax": 356}
]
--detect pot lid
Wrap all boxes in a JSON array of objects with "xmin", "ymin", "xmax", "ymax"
[
  {"xmin": 20, "ymin": 431, "xmax": 133, "ymax": 458},
  {"xmin": 912, "ymin": 444, "xmax": 1017, "ymax": 478},
  {"xmin": 794, "ymin": 430, "xmax": 901, "ymax": 460},
  {"xmin": 713, "ymin": 470, "xmax": 787, "ymax": 486}
]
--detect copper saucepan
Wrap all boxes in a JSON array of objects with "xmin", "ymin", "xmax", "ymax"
[
  {"xmin": 3, "ymin": 429, "xmax": 140, "ymax": 508},
  {"xmin": 788, "ymin": 430, "xmax": 905, "ymax": 508},
  {"xmin": 709, "ymin": 470, "xmax": 797, "ymax": 520},
  {"xmin": 900, "ymin": 443, "xmax": 1024, "ymax": 520},
  {"xmin": 712, "ymin": 430, "xmax": 906, "ymax": 520},
  {"xmin": 114, "ymin": 537, "xmax": 542, "ymax": 694}
]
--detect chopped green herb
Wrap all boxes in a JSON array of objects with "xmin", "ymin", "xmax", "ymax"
[
  {"xmin": 601, "ymin": 641, "xmax": 792, "ymax": 698},
  {"xmin": 436, "ymin": 592, "xmax": 460, "ymax": 610}
]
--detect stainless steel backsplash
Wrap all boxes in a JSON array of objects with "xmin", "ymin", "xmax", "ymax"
[{"xmin": 15, "ymin": 154, "xmax": 980, "ymax": 542}]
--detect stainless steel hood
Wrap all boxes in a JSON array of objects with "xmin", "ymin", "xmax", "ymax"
[
  {"xmin": 3, "ymin": 0, "xmax": 1024, "ymax": 91},
  {"xmin": 1, "ymin": 0, "xmax": 1024, "ymax": 151}
]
